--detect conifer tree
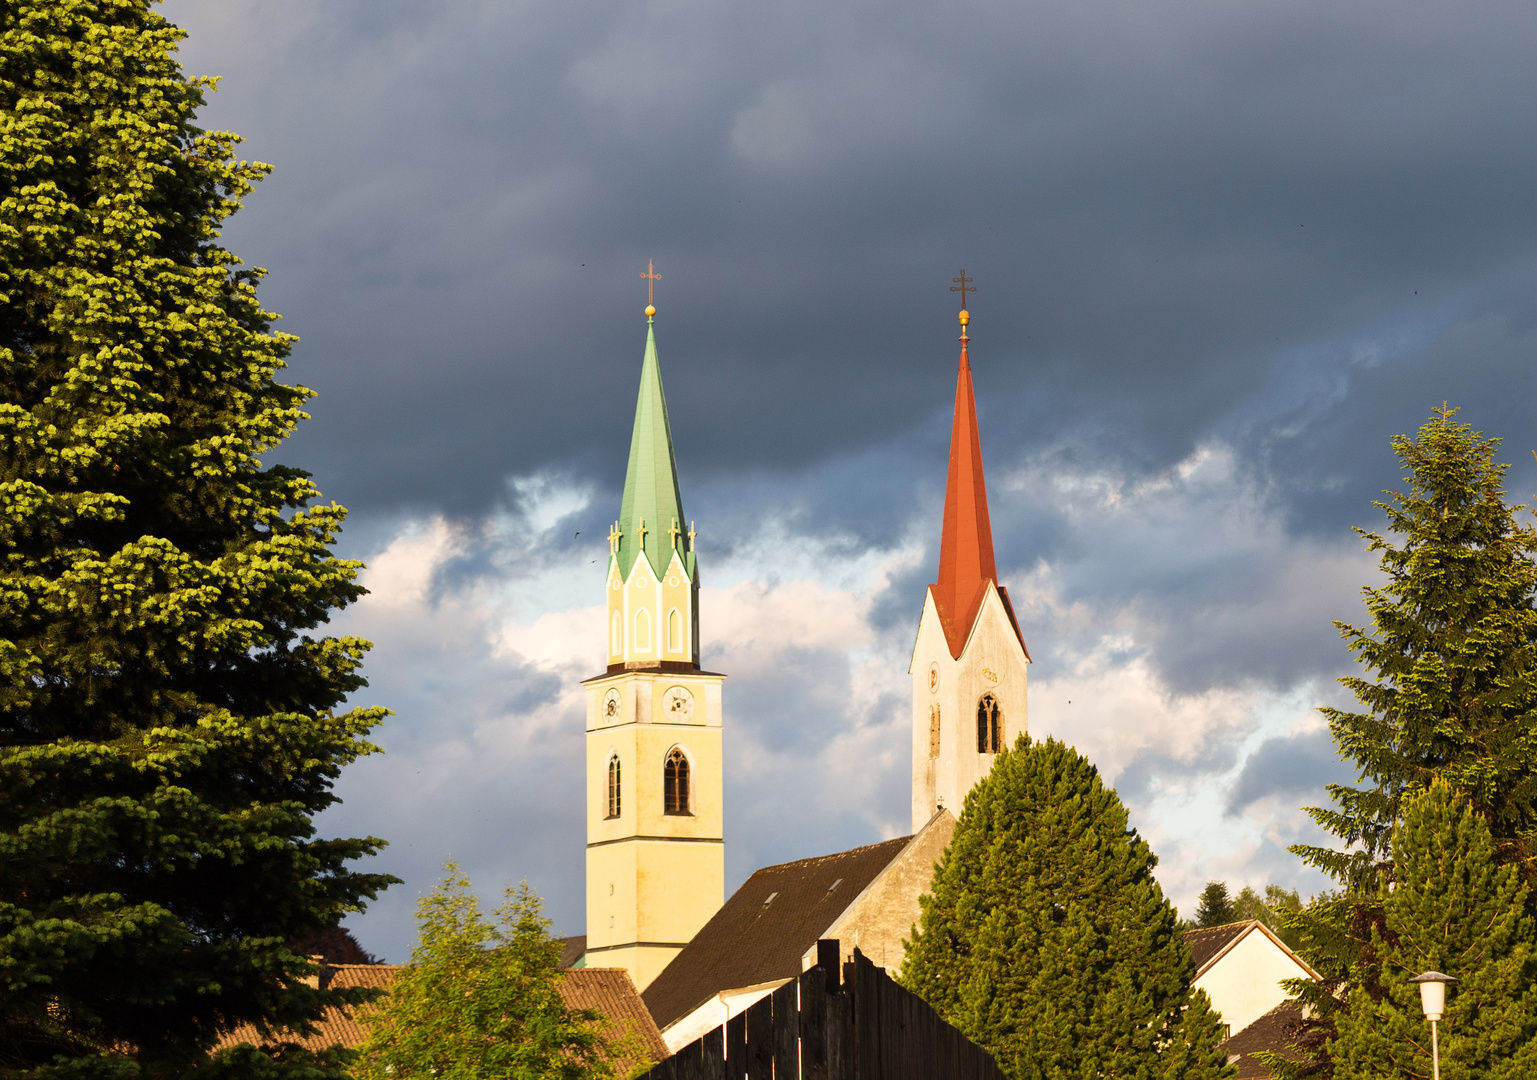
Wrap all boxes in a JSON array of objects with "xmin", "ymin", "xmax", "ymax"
[
  {"xmin": 1277, "ymin": 407, "xmax": 1537, "ymax": 1077},
  {"xmin": 0, "ymin": 2, "xmax": 392, "ymax": 1075},
  {"xmin": 356, "ymin": 866, "xmax": 618, "ymax": 1080},
  {"xmin": 1295, "ymin": 406, "xmax": 1537, "ymax": 887},
  {"xmin": 1327, "ymin": 784, "xmax": 1537, "ymax": 1080},
  {"xmin": 902, "ymin": 736, "xmax": 1233, "ymax": 1080},
  {"xmin": 1195, "ymin": 882, "xmax": 1236, "ymax": 927}
]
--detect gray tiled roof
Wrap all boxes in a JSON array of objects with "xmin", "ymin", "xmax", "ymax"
[{"xmin": 641, "ymin": 835, "xmax": 912, "ymax": 1030}]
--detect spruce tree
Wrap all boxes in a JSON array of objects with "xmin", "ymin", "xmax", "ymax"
[
  {"xmin": 1327, "ymin": 784, "xmax": 1537, "ymax": 1080},
  {"xmin": 356, "ymin": 866, "xmax": 619, "ymax": 1080},
  {"xmin": 1296, "ymin": 406, "xmax": 1537, "ymax": 886},
  {"xmin": 1276, "ymin": 408, "xmax": 1537, "ymax": 1077},
  {"xmin": 1195, "ymin": 882, "xmax": 1236, "ymax": 927},
  {"xmin": 902, "ymin": 736, "xmax": 1233, "ymax": 1080},
  {"xmin": 0, "ymin": 2, "xmax": 392, "ymax": 1075}
]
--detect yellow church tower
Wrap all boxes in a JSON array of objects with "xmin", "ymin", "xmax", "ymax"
[{"xmin": 580, "ymin": 274, "xmax": 724, "ymax": 991}]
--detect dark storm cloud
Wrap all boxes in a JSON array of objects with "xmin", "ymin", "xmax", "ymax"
[
  {"xmin": 1226, "ymin": 728, "xmax": 1357, "ymax": 817},
  {"xmin": 154, "ymin": 0, "xmax": 1537, "ymax": 949},
  {"xmin": 164, "ymin": 0, "xmax": 1537, "ymax": 528}
]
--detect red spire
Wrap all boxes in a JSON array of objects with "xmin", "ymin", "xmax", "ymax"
[{"xmin": 930, "ymin": 310, "xmax": 1029, "ymax": 660}]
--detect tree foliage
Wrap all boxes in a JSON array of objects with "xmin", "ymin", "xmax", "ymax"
[
  {"xmin": 0, "ymin": 1, "xmax": 391, "ymax": 1075},
  {"xmin": 1194, "ymin": 882, "xmax": 1236, "ymax": 928},
  {"xmin": 1296, "ymin": 406, "xmax": 1537, "ymax": 887},
  {"xmin": 1189, "ymin": 882, "xmax": 1303, "ymax": 946},
  {"xmin": 1278, "ymin": 407, "xmax": 1537, "ymax": 1077},
  {"xmin": 355, "ymin": 865, "xmax": 617, "ymax": 1080},
  {"xmin": 1326, "ymin": 784, "xmax": 1537, "ymax": 1080},
  {"xmin": 901, "ymin": 736, "xmax": 1233, "ymax": 1080}
]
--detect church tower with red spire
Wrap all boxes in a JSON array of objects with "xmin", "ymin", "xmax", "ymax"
[{"xmin": 909, "ymin": 299, "xmax": 1031, "ymax": 832}]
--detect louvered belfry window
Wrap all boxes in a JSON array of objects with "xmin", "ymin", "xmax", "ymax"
[
  {"xmin": 664, "ymin": 748, "xmax": 690, "ymax": 815},
  {"xmin": 977, "ymin": 694, "xmax": 1003, "ymax": 754}
]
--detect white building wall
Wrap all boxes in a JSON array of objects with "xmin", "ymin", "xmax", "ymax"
[
  {"xmin": 909, "ymin": 583, "xmax": 1029, "ymax": 832},
  {"xmin": 1195, "ymin": 927, "xmax": 1317, "ymax": 1036},
  {"xmin": 660, "ymin": 980, "xmax": 789, "ymax": 1053}
]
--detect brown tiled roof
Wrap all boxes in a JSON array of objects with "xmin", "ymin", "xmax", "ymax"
[
  {"xmin": 562, "ymin": 968, "xmax": 669, "ymax": 1074},
  {"xmin": 212, "ymin": 964, "xmax": 400, "ymax": 1053},
  {"xmin": 1183, "ymin": 920, "xmax": 1256, "ymax": 974},
  {"xmin": 559, "ymin": 934, "xmax": 588, "ymax": 969},
  {"xmin": 641, "ymin": 835, "xmax": 912, "ymax": 1031},
  {"xmin": 212, "ymin": 963, "xmax": 665, "ymax": 1075},
  {"xmin": 1223, "ymin": 1001, "xmax": 1306, "ymax": 1078}
]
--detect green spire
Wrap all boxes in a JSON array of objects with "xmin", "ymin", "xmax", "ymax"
[{"xmin": 616, "ymin": 316, "xmax": 694, "ymax": 580}]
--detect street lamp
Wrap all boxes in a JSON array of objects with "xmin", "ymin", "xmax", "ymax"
[{"xmin": 1410, "ymin": 971, "xmax": 1457, "ymax": 1080}]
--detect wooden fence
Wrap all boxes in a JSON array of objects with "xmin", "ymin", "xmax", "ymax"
[{"xmin": 639, "ymin": 941, "xmax": 1007, "ymax": 1080}]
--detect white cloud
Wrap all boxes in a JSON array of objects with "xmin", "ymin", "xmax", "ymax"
[{"xmin": 319, "ymin": 433, "xmax": 1373, "ymax": 954}]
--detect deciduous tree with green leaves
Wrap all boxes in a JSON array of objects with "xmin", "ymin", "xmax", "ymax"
[
  {"xmin": 0, "ymin": 1, "xmax": 392, "ymax": 1075},
  {"xmin": 1324, "ymin": 783, "xmax": 1537, "ymax": 1080},
  {"xmin": 901, "ymin": 736, "xmax": 1234, "ymax": 1080},
  {"xmin": 356, "ymin": 865, "xmax": 617, "ymax": 1080}
]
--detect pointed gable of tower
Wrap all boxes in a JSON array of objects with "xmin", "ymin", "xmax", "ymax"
[
  {"xmin": 616, "ymin": 318, "xmax": 694, "ymax": 583},
  {"xmin": 929, "ymin": 311, "xmax": 1029, "ymax": 661}
]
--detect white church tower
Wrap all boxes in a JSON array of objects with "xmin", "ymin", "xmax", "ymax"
[{"xmin": 910, "ymin": 301, "xmax": 1031, "ymax": 832}]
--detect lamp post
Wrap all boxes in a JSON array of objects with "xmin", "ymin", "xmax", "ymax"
[{"xmin": 1410, "ymin": 971, "xmax": 1457, "ymax": 1080}]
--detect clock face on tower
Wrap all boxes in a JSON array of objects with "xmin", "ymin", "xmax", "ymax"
[
  {"xmin": 603, "ymin": 689, "xmax": 621, "ymax": 723},
  {"xmin": 662, "ymin": 685, "xmax": 696, "ymax": 721}
]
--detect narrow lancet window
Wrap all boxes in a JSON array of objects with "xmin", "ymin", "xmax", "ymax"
[
  {"xmin": 668, "ymin": 608, "xmax": 682, "ymax": 652},
  {"xmin": 977, "ymin": 694, "xmax": 1002, "ymax": 754},
  {"xmin": 928, "ymin": 705, "xmax": 942, "ymax": 759},
  {"xmin": 664, "ymin": 748, "xmax": 691, "ymax": 815},
  {"xmin": 606, "ymin": 754, "xmax": 621, "ymax": 819}
]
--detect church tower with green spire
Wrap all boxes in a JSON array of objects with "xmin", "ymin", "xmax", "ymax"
[{"xmin": 581, "ymin": 281, "xmax": 724, "ymax": 991}]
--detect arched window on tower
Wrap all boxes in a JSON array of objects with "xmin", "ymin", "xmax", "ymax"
[
  {"xmin": 977, "ymin": 694, "xmax": 1003, "ymax": 754},
  {"xmin": 668, "ymin": 608, "xmax": 682, "ymax": 652},
  {"xmin": 664, "ymin": 748, "xmax": 691, "ymax": 815},
  {"xmin": 606, "ymin": 753, "xmax": 621, "ymax": 819},
  {"xmin": 611, "ymin": 611, "xmax": 623, "ymax": 656}
]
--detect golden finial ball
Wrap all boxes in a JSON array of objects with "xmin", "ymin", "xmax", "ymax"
[
  {"xmin": 958, "ymin": 309, "xmax": 970, "ymax": 326},
  {"xmin": 645, "ymin": 304, "xmax": 657, "ymax": 317}
]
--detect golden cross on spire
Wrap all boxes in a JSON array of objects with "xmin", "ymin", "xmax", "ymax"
[
  {"xmin": 641, "ymin": 260, "xmax": 661, "ymax": 312},
  {"xmin": 951, "ymin": 269, "xmax": 975, "ymax": 310},
  {"xmin": 688, "ymin": 521, "xmax": 697, "ymax": 547},
  {"xmin": 635, "ymin": 518, "xmax": 647, "ymax": 545},
  {"xmin": 608, "ymin": 522, "xmax": 622, "ymax": 554},
  {"xmin": 669, "ymin": 518, "xmax": 681, "ymax": 547}
]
